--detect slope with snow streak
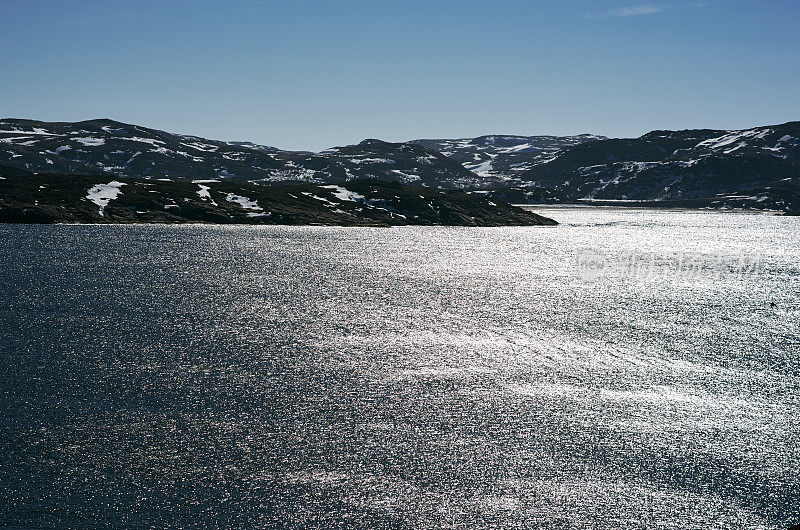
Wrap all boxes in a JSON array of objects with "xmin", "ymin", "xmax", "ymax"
[
  {"xmin": 411, "ymin": 134, "xmax": 607, "ymax": 186},
  {"xmin": 320, "ymin": 185, "xmax": 366, "ymax": 203},
  {"xmin": 0, "ymin": 171, "xmax": 556, "ymax": 226},
  {"xmin": 86, "ymin": 181, "xmax": 126, "ymax": 216},
  {"xmin": 0, "ymin": 119, "xmax": 480, "ymax": 188},
  {"xmin": 225, "ymin": 193, "xmax": 269, "ymax": 217},
  {"xmin": 515, "ymin": 121, "xmax": 800, "ymax": 209}
]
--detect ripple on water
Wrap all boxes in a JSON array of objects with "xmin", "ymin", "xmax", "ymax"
[{"xmin": 0, "ymin": 210, "xmax": 798, "ymax": 528}]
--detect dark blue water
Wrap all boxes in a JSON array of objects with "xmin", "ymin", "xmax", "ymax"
[{"xmin": 1, "ymin": 211, "xmax": 798, "ymax": 528}]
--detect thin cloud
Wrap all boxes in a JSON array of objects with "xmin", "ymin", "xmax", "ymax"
[
  {"xmin": 582, "ymin": 3, "xmax": 666, "ymax": 19},
  {"xmin": 611, "ymin": 4, "xmax": 662, "ymax": 16}
]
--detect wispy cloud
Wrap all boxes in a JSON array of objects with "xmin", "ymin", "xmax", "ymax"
[
  {"xmin": 583, "ymin": 2, "xmax": 712, "ymax": 19},
  {"xmin": 611, "ymin": 4, "xmax": 662, "ymax": 16}
]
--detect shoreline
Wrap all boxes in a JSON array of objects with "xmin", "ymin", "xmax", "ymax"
[{"xmin": 517, "ymin": 203, "xmax": 788, "ymax": 215}]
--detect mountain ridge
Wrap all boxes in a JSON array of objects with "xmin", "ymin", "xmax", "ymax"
[
  {"xmin": 0, "ymin": 166, "xmax": 556, "ymax": 226},
  {"xmin": 0, "ymin": 118, "xmax": 478, "ymax": 187},
  {"xmin": 2, "ymin": 118, "xmax": 798, "ymax": 213}
]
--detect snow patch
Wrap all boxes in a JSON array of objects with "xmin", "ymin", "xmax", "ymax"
[
  {"xmin": 123, "ymin": 136, "xmax": 166, "ymax": 147},
  {"xmin": 0, "ymin": 128, "xmax": 57, "ymax": 136},
  {"xmin": 3, "ymin": 139, "xmax": 39, "ymax": 146},
  {"xmin": 390, "ymin": 169, "xmax": 421, "ymax": 182},
  {"xmin": 320, "ymin": 185, "xmax": 366, "ymax": 202},
  {"xmin": 181, "ymin": 141, "xmax": 219, "ymax": 153},
  {"xmin": 348, "ymin": 157, "xmax": 395, "ymax": 165},
  {"xmin": 466, "ymin": 159, "xmax": 494, "ymax": 176},
  {"xmin": 724, "ymin": 142, "xmax": 747, "ymax": 154},
  {"xmin": 73, "ymin": 137, "xmax": 105, "ymax": 146},
  {"xmin": 226, "ymin": 193, "xmax": 265, "ymax": 214},
  {"xmin": 301, "ymin": 192, "xmax": 338, "ymax": 206},
  {"xmin": 124, "ymin": 151, "xmax": 142, "ymax": 165},
  {"xmin": 696, "ymin": 128, "xmax": 767, "ymax": 151},
  {"xmin": 86, "ymin": 181, "xmax": 126, "ymax": 216},
  {"xmin": 196, "ymin": 184, "xmax": 218, "ymax": 206}
]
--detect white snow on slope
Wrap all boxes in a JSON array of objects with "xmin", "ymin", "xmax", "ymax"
[
  {"xmin": 0, "ymin": 137, "xmax": 39, "ymax": 144},
  {"xmin": 390, "ymin": 169, "xmax": 421, "ymax": 182},
  {"xmin": 724, "ymin": 142, "xmax": 747, "ymax": 154},
  {"xmin": 302, "ymin": 192, "xmax": 338, "ymax": 206},
  {"xmin": 321, "ymin": 185, "xmax": 366, "ymax": 202},
  {"xmin": 45, "ymin": 145, "xmax": 71, "ymax": 155},
  {"xmin": 86, "ymin": 181, "xmax": 126, "ymax": 216},
  {"xmin": 0, "ymin": 128, "xmax": 57, "ymax": 136},
  {"xmin": 196, "ymin": 184, "xmax": 218, "ymax": 206},
  {"xmin": 124, "ymin": 151, "xmax": 142, "ymax": 165},
  {"xmin": 695, "ymin": 128, "xmax": 769, "ymax": 151},
  {"xmin": 181, "ymin": 141, "xmax": 219, "ymax": 152},
  {"xmin": 348, "ymin": 158, "xmax": 394, "ymax": 165},
  {"xmin": 505, "ymin": 143, "xmax": 535, "ymax": 153},
  {"xmin": 73, "ymin": 137, "xmax": 106, "ymax": 146},
  {"xmin": 466, "ymin": 159, "xmax": 494, "ymax": 176},
  {"xmin": 123, "ymin": 136, "xmax": 166, "ymax": 147},
  {"xmin": 225, "ymin": 193, "xmax": 268, "ymax": 216}
]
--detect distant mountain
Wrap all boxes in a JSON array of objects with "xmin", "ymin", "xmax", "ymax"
[
  {"xmin": 0, "ymin": 119, "xmax": 477, "ymax": 187},
  {"xmin": 0, "ymin": 166, "xmax": 556, "ymax": 226},
  {"xmin": 2, "ymin": 118, "xmax": 798, "ymax": 213},
  {"xmin": 410, "ymin": 134, "xmax": 606, "ymax": 187},
  {"xmin": 225, "ymin": 140, "xmax": 298, "ymax": 154},
  {"xmin": 411, "ymin": 125, "xmax": 800, "ymax": 212},
  {"xmin": 510, "ymin": 122, "xmax": 800, "ymax": 211}
]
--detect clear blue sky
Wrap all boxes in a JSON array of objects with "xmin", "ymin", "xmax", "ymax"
[{"xmin": 2, "ymin": 0, "xmax": 798, "ymax": 151}]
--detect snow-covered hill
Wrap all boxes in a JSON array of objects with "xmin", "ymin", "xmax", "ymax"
[
  {"xmin": 0, "ymin": 167, "xmax": 556, "ymax": 226},
  {"xmin": 514, "ymin": 122, "xmax": 800, "ymax": 211},
  {"xmin": 410, "ymin": 134, "xmax": 606, "ymax": 186},
  {"xmin": 0, "ymin": 119, "xmax": 477, "ymax": 187},
  {"xmin": 1, "ymin": 118, "xmax": 798, "ymax": 212}
]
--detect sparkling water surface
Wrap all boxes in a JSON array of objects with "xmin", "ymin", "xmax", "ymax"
[{"xmin": 1, "ymin": 209, "xmax": 798, "ymax": 528}]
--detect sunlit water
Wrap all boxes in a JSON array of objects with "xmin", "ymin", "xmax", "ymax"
[{"xmin": 1, "ymin": 209, "xmax": 798, "ymax": 529}]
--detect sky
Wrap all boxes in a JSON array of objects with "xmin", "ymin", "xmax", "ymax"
[{"xmin": 1, "ymin": 0, "xmax": 799, "ymax": 151}]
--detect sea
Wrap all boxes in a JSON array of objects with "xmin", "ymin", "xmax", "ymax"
[{"xmin": 1, "ymin": 208, "xmax": 798, "ymax": 529}]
